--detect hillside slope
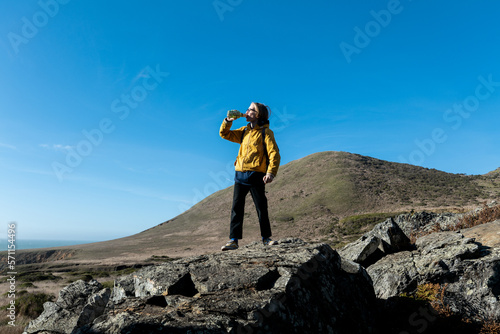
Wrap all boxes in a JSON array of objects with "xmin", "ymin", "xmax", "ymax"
[
  {"xmin": 146, "ymin": 151, "xmax": 498, "ymax": 249},
  {"xmin": 7, "ymin": 151, "xmax": 500, "ymax": 267}
]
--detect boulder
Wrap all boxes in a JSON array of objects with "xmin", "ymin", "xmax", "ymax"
[
  {"xmin": 367, "ymin": 221, "xmax": 500, "ymax": 321},
  {"xmin": 338, "ymin": 217, "xmax": 412, "ymax": 267},
  {"xmin": 24, "ymin": 239, "xmax": 378, "ymax": 334},
  {"xmin": 24, "ymin": 279, "xmax": 110, "ymax": 334},
  {"xmin": 462, "ymin": 220, "xmax": 500, "ymax": 248},
  {"xmin": 393, "ymin": 211, "xmax": 462, "ymax": 238}
]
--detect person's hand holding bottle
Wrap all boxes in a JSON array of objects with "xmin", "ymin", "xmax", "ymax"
[{"xmin": 226, "ymin": 109, "xmax": 244, "ymax": 122}]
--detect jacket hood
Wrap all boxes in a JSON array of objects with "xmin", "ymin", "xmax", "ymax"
[{"xmin": 257, "ymin": 119, "xmax": 270, "ymax": 126}]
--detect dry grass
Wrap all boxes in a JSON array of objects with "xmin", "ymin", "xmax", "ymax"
[
  {"xmin": 453, "ymin": 203, "xmax": 500, "ymax": 231},
  {"xmin": 480, "ymin": 319, "xmax": 500, "ymax": 334},
  {"xmin": 426, "ymin": 283, "xmax": 453, "ymax": 318},
  {"xmin": 409, "ymin": 283, "xmax": 453, "ymax": 317},
  {"xmin": 409, "ymin": 203, "xmax": 500, "ymax": 244},
  {"xmin": 0, "ymin": 274, "xmax": 59, "ymax": 333},
  {"xmin": 0, "ymin": 320, "xmax": 27, "ymax": 334},
  {"xmin": 409, "ymin": 223, "xmax": 442, "ymax": 244},
  {"xmin": 0, "ymin": 306, "xmax": 34, "ymax": 333},
  {"xmin": 405, "ymin": 283, "xmax": 500, "ymax": 333},
  {"xmin": 0, "ymin": 269, "xmax": 124, "ymax": 333}
]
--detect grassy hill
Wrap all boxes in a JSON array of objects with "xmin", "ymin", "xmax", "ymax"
[
  {"xmin": 4, "ymin": 151, "xmax": 500, "ymax": 268},
  {"xmin": 153, "ymin": 151, "xmax": 499, "ymax": 249}
]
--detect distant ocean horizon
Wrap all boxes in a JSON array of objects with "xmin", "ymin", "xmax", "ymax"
[{"xmin": 0, "ymin": 239, "xmax": 98, "ymax": 251}]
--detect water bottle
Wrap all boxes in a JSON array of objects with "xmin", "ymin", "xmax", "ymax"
[{"xmin": 227, "ymin": 109, "xmax": 245, "ymax": 119}]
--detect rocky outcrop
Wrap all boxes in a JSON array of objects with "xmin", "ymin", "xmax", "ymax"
[
  {"xmin": 24, "ymin": 279, "xmax": 110, "ymax": 333},
  {"xmin": 368, "ymin": 231, "xmax": 480, "ymax": 297},
  {"xmin": 393, "ymin": 211, "xmax": 462, "ymax": 237},
  {"xmin": 338, "ymin": 211, "xmax": 470, "ymax": 269},
  {"xmin": 337, "ymin": 207, "xmax": 500, "ymax": 323},
  {"xmin": 365, "ymin": 219, "xmax": 500, "ymax": 322},
  {"xmin": 339, "ymin": 217, "xmax": 412, "ymax": 267},
  {"xmin": 23, "ymin": 209, "xmax": 500, "ymax": 332},
  {"xmin": 24, "ymin": 239, "xmax": 378, "ymax": 334}
]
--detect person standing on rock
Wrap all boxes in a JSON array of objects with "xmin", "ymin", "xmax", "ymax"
[{"xmin": 219, "ymin": 102, "xmax": 281, "ymax": 251}]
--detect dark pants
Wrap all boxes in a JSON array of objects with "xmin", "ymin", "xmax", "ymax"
[{"xmin": 229, "ymin": 179, "xmax": 272, "ymax": 240}]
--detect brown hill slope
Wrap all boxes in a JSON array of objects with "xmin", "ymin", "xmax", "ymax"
[{"xmin": 5, "ymin": 151, "xmax": 500, "ymax": 268}]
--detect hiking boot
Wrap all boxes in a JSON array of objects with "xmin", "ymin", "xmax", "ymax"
[
  {"xmin": 263, "ymin": 238, "xmax": 278, "ymax": 246},
  {"xmin": 221, "ymin": 240, "xmax": 239, "ymax": 251}
]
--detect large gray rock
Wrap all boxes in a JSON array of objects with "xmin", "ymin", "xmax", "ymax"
[
  {"xmin": 24, "ymin": 280, "xmax": 110, "ymax": 334},
  {"xmin": 394, "ymin": 211, "xmax": 462, "ymax": 237},
  {"xmin": 338, "ymin": 217, "xmax": 412, "ymax": 267},
  {"xmin": 24, "ymin": 239, "xmax": 378, "ymax": 334},
  {"xmin": 367, "ymin": 221, "xmax": 500, "ymax": 321}
]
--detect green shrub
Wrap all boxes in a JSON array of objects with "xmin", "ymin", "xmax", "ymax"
[
  {"xmin": 18, "ymin": 272, "xmax": 61, "ymax": 283},
  {"xmin": 101, "ymin": 281, "xmax": 114, "ymax": 289}
]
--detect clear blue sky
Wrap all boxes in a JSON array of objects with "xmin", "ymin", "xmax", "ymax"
[{"xmin": 1, "ymin": 1, "xmax": 499, "ymax": 242}]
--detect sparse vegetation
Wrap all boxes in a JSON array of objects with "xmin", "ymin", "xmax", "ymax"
[
  {"xmin": 66, "ymin": 273, "xmax": 94, "ymax": 283},
  {"xmin": 453, "ymin": 203, "xmax": 500, "ymax": 231},
  {"xmin": 65, "ymin": 267, "xmax": 140, "ymax": 283},
  {"xmin": 480, "ymin": 319, "xmax": 500, "ymax": 334},
  {"xmin": 147, "ymin": 255, "xmax": 174, "ymax": 262},
  {"xmin": 0, "ymin": 265, "xmax": 143, "ymax": 332},
  {"xmin": 409, "ymin": 203, "xmax": 500, "ymax": 243},
  {"xmin": 275, "ymin": 214, "xmax": 295, "ymax": 222},
  {"xmin": 115, "ymin": 267, "xmax": 140, "ymax": 276},
  {"xmin": 64, "ymin": 270, "xmax": 102, "ymax": 283},
  {"xmin": 1, "ymin": 290, "xmax": 55, "ymax": 320},
  {"xmin": 17, "ymin": 271, "xmax": 61, "ymax": 283},
  {"xmin": 320, "ymin": 217, "xmax": 340, "ymax": 235},
  {"xmin": 101, "ymin": 281, "xmax": 114, "ymax": 289}
]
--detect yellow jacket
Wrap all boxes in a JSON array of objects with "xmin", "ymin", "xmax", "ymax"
[{"xmin": 220, "ymin": 119, "xmax": 280, "ymax": 176}]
